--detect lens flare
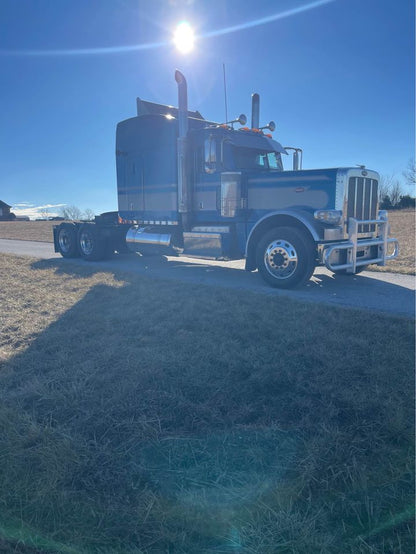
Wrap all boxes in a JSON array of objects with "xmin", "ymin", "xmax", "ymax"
[
  {"xmin": 0, "ymin": 1, "xmax": 334, "ymax": 56},
  {"xmin": 173, "ymin": 22, "xmax": 195, "ymax": 54}
]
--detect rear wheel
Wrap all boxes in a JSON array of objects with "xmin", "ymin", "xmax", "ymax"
[
  {"xmin": 57, "ymin": 223, "xmax": 79, "ymax": 258},
  {"xmin": 78, "ymin": 224, "xmax": 107, "ymax": 261},
  {"xmin": 256, "ymin": 227, "xmax": 316, "ymax": 288}
]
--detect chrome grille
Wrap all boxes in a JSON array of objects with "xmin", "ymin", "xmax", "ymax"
[{"xmin": 347, "ymin": 177, "xmax": 378, "ymax": 233}]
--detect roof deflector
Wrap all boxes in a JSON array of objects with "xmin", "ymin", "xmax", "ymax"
[{"xmin": 136, "ymin": 98, "xmax": 204, "ymax": 120}]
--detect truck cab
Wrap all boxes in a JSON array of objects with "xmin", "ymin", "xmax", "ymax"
[{"xmin": 54, "ymin": 70, "xmax": 399, "ymax": 289}]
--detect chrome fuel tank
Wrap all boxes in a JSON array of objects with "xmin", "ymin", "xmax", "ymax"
[{"xmin": 126, "ymin": 226, "xmax": 172, "ymax": 252}]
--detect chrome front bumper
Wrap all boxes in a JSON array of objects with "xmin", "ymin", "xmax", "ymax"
[{"xmin": 321, "ymin": 217, "xmax": 399, "ymax": 273}]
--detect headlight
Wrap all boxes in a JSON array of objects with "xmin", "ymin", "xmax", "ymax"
[{"xmin": 314, "ymin": 210, "xmax": 343, "ymax": 225}]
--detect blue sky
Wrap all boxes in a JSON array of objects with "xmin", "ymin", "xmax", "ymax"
[{"xmin": 0, "ymin": 0, "xmax": 414, "ymax": 218}]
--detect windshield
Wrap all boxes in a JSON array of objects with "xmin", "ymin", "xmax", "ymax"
[{"xmin": 233, "ymin": 147, "xmax": 283, "ymax": 171}]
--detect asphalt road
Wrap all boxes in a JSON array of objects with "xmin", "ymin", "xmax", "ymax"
[{"xmin": 1, "ymin": 238, "xmax": 414, "ymax": 318}]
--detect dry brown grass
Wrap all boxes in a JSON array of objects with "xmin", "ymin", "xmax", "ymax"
[
  {"xmin": 0, "ymin": 255, "xmax": 124, "ymax": 364},
  {"xmin": 0, "ymin": 210, "xmax": 414, "ymax": 274},
  {"xmin": 372, "ymin": 209, "xmax": 415, "ymax": 274},
  {"xmin": 0, "ymin": 220, "xmax": 56, "ymax": 243},
  {"xmin": 0, "ymin": 254, "xmax": 414, "ymax": 553}
]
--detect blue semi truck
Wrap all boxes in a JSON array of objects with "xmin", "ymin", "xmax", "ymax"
[{"xmin": 54, "ymin": 70, "xmax": 398, "ymax": 288}]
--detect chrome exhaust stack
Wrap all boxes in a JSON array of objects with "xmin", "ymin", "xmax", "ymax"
[
  {"xmin": 175, "ymin": 70, "xmax": 190, "ymax": 228},
  {"xmin": 251, "ymin": 93, "xmax": 260, "ymax": 129}
]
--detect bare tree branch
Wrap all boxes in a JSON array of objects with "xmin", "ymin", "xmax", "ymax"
[
  {"xmin": 403, "ymin": 159, "xmax": 416, "ymax": 188},
  {"xmin": 82, "ymin": 209, "xmax": 95, "ymax": 221},
  {"xmin": 60, "ymin": 205, "xmax": 83, "ymax": 220}
]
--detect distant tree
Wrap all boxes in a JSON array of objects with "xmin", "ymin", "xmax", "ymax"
[
  {"xmin": 389, "ymin": 181, "xmax": 403, "ymax": 207},
  {"xmin": 378, "ymin": 175, "xmax": 393, "ymax": 203},
  {"xmin": 398, "ymin": 195, "xmax": 416, "ymax": 209},
  {"xmin": 379, "ymin": 194, "xmax": 393, "ymax": 210},
  {"xmin": 403, "ymin": 159, "xmax": 416, "ymax": 188},
  {"xmin": 82, "ymin": 209, "xmax": 95, "ymax": 221},
  {"xmin": 379, "ymin": 174, "xmax": 403, "ymax": 208},
  {"xmin": 39, "ymin": 207, "xmax": 50, "ymax": 220},
  {"xmin": 61, "ymin": 205, "xmax": 83, "ymax": 220}
]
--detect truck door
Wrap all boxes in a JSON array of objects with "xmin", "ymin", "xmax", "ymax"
[
  {"xmin": 193, "ymin": 136, "xmax": 247, "ymax": 225},
  {"xmin": 193, "ymin": 136, "xmax": 221, "ymax": 218},
  {"xmin": 220, "ymin": 172, "xmax": 243, "ymax": 218},
  {"xmin": 220, "ymin": 139, "xmax": 247, "ymax": 222}
]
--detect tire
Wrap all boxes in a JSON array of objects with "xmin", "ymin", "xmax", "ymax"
[
  {"xmin": 56, "ymin": 223, "xmax": 79, "ymax": 258},
  {"xmin": 78, "ymin": 224, "xmax": 107, "ymax": 261},
  {"xmin": 333, "ymin": 265, "xmax": 368, "ymax": 275},
  {"xmin": 256, "ymin": 227, "xmax": 316, "ymax": 288}
]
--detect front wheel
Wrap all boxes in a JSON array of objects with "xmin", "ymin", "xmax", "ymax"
[{"xmin": 256, "ymin": 227, "xmax": 316, "ymax": 288}]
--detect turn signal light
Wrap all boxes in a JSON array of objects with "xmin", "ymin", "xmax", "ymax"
[{"xmin": 314, "ymin": 210, "xmax": 343, "ymax": 225}]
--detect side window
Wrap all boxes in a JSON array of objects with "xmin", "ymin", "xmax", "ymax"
[
  {"xmin": 256, "ymin": 153, "xmax": 267, "ymax": 168},
  {"xmin": 267, "ymin": 152, "xmax": 281, "ymax": 170},
  {"xmin": 204, "ymin": 137, "xmax": 216, "ymax": 174}
]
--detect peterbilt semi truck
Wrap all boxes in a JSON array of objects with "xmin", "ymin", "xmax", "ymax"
[{"xmin": 53, "ymin": 70, "xmax": 398, "ymax": 288}]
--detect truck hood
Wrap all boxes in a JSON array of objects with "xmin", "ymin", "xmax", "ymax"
[{"xmin": 244, "ymin": 167, "xmax": 339, "ymax": 212}]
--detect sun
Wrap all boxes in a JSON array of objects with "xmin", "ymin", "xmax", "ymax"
[{"xmin": 173, "ymin": 22, "xmax": 195, "ymax": 54}]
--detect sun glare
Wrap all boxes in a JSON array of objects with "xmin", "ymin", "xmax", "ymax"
[{"xmin": 173, "ymin": 22, "xmax": 195, "ymax": 54}]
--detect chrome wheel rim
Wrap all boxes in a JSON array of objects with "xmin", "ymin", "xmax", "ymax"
[
  {"xmin": 79, "ymin": 231, "xmax": 93, "ymax": 255},
  {"xmin": 58, "ymin": 229, "xmax": 71, "ymax": 253},
  {"xmin": 264, "ymin": 239, "xmax": 298, "ymax": 279}
]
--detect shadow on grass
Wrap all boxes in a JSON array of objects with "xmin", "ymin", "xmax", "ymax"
[
  {"xmin": 35, "ymin": 254, "xmax": 416, "ymax": 320},
  {"xmin": 0, "ymin": 258, "xmax": 414, "ymax": 553}
]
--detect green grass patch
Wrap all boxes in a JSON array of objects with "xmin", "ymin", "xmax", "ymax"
[{"xmin": 0, "ymin": 255, "xmax": 414, "ymax": 553}]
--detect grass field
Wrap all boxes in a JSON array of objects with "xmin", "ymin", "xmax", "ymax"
[
  {"xmin": 0, "ymin": 254, "xmax": 414, "ymax": 553},
  {"xmin": 0, "ymin": 220, "xmax": 56, "ymax": 243},
  {"xmin": 0, "ymin": 210, "xmax": 413, "ymax": 274}
]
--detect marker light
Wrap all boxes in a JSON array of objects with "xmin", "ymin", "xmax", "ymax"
[{"xmin": 314, "ymin": 210, "xmax": 343, "ymax": 225}]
